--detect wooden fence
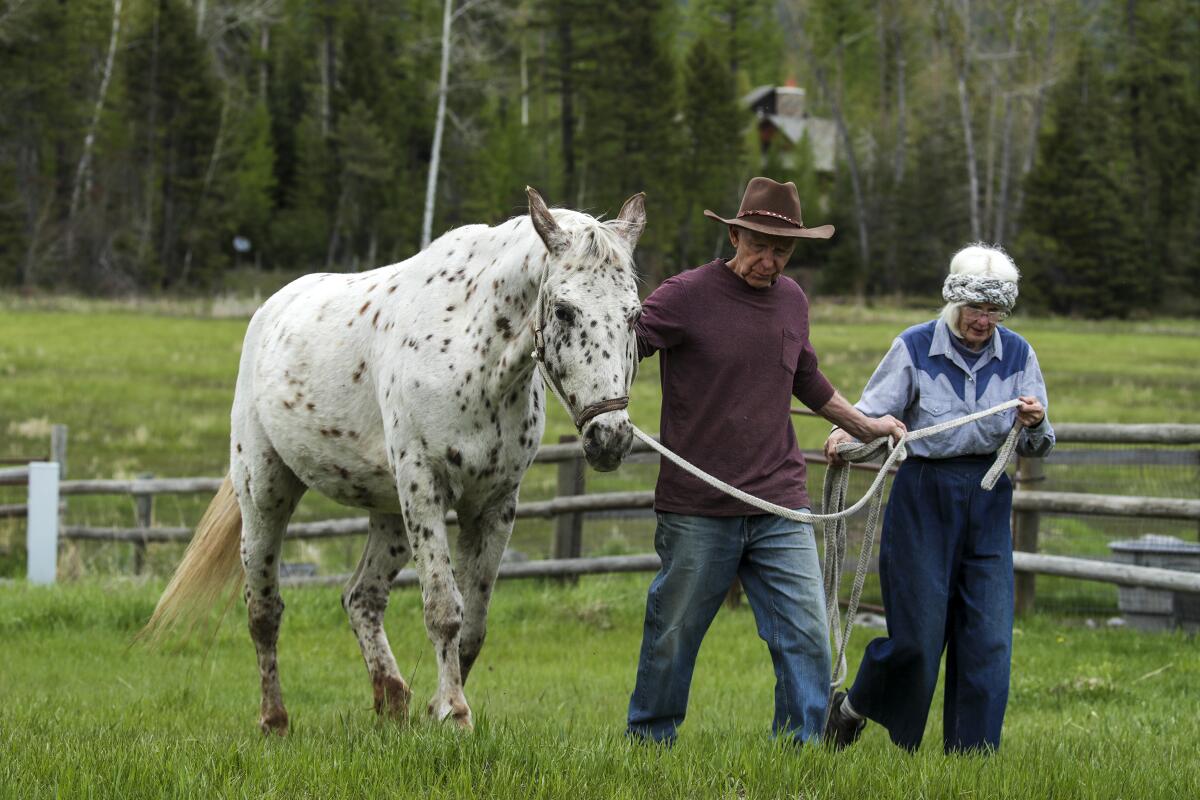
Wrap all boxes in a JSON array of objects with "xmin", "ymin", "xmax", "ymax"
[{"xmin": 7, "ymin": 421, "xmax": 1200, "ymax": 606}]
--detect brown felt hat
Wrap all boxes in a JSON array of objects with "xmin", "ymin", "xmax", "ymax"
[{"xmin": 703, "ymin": 177, "xmax": 834, "ymax": 239}]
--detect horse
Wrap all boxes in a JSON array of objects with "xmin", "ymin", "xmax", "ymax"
[{"xmin": 142, "ymin": 188, "xmax": 646, "ymax": 735}]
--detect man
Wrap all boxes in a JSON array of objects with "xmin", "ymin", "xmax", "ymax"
[{"xmin": 626, "ymin": 177, "xmax": 906, "ymax": 744}]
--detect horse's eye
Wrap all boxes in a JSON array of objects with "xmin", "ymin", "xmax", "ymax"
[{"xmin": 554, "ymin": 304, "xmax": 575, "ymax": 324}]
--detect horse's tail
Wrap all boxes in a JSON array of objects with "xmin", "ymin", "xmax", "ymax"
[{"xmin": 138, "ymin": 475, "xmax": 244, "ymax": 645}]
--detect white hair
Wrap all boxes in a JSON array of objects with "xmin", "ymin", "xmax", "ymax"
[{"xmin": 939, "ymin": 243, "xmax": 1020, "ymax": 337}]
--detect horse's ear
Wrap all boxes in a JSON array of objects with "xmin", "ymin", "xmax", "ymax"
[
  {"xmin": 527, "ymin": 186, "xmax": 568, "ymax": 256},
  {"xmin": 613, "ymin": 192, "xmax": 646, "ymax": 249}
]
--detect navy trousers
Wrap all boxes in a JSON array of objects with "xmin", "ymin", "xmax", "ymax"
[{"xmin": 847, "ymin": 455, "xmax": 1014, "ymax": 753}]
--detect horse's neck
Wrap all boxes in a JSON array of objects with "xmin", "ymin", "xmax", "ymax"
[{"xmin": 461, "ymin": 223, "xmax": 547, "ymax": 395}]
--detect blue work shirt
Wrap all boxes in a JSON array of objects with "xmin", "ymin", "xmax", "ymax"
[{"xmin": 852, "ymin": 319, "xmax": 1055, "ymax": 459}]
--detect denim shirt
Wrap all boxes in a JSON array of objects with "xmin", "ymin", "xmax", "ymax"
[{"xmin": 853, "ymin": 319, "xmax": 1055, "ymax": 459}]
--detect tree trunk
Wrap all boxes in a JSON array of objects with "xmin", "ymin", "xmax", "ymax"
[
  {"xmin": 320, "ymin": 2, "xmax": 335, "ymax": 138},
  {"xmin": 519, "ymin": 32, "xmax": 529, "ymax": 127},
  {"xmin": 136, "ymin": 0, "xmax": 163, "ymax": 272},
  {"xmin": 259, "ymin": 23, "xmax": 270, "ymax": 101},
  {"xmin": 421, "ymin": 0, "xmax": 453, "ymax": 249},
  {"xmin": 983, "ymin": 73, "xmax": 998, "ymax": 240},
  {"xmin": 993, "ymin": 3, "xmax": 1023, "ymax": 244},
  {"xmin": 181, "ymin": 84, "xmax": 230, "ymax": 285},
  {"xmin": 67, "ymin": 0, "xmax": 123, "ymax": 260},
  {"xmin": 1010, "ymin": 11, "xmax": 1056, "ymax": 240},
  {"xmin": 327, "ymin": 184, "xmax": 347, "ymax": 268},
  {"xmin": 994, "ymin": 89, "xmax": 1015, "ymax": 244},
  {"xmin": 957, "ymin": 70, "xmax": 980, "ymax": 241},
  {"xmin": 815, "ymin": 62, "xmax": 869, "ymax": 300},
  {"xmin": 893, "ymin": 47, "xmax": 906, "ymax": 187},
  {"xmin": 558, "ymin": 12, "xmax": 576, "ymax": 203}
]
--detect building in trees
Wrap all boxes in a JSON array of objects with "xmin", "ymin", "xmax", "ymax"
[{"xmin": 744, "ymin": 84, "xmax": 837, "ymax": 175}]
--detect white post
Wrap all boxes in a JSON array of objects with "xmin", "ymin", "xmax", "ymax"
[{"xmin": 27, "ymin": 462, "xmax": 60, "ymax": 585}]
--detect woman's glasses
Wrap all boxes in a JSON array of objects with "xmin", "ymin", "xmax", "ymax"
[{"xmin": 961, "ymin": 305, "xmax": 1009, "ymax": 323}]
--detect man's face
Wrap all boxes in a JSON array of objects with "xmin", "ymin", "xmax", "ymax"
[{"xmin": 728, "ymin": 227, "xmax": 796, "ymax": 288}]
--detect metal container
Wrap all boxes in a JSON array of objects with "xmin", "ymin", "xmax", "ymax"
[{"xmin": 1109, "ymin": 534, "xmax": 1200, "ymax": 632}]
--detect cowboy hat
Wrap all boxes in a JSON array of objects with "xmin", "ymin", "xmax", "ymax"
[{"xmin": 704, "ymin": 177, "xmax": 834, "ymax": 239}]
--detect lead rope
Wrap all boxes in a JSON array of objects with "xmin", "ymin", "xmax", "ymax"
[{"xmin": 530, "ymin": 318, "xmax": 1023, "ymax": 722}]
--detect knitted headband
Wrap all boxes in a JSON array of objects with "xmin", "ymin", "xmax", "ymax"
[{"xmin": 942, "ymin": 273, "xmax": 1018, "ymax": 310}]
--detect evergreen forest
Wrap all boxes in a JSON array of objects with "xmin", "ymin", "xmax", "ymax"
[{"xmin": 1, "ymin": 0, "xmax": 1196, "ymax": 317}]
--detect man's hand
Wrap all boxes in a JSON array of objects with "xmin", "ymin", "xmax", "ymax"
[
  {"xmin": 1016, "ymin": 395, "xmax": 1045, "ymax": 428},
  {"xmin": 859, "ymin": 415, "xmax": 906, "ymax": 445},
  {"xmin": 824, "ymin": 429, "xmax": 856, "ymax": 467}
]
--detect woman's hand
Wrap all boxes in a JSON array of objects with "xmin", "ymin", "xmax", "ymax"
[
  {"xmin": 1016, "ymin": 395, "xmax": 1045, "ymax": 427},
  {"xmin": 824, "ymin": 428, "xmax": 857, "ymax": 467}
]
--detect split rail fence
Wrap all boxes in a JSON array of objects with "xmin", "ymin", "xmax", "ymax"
[{"xmin": 5, "ymin": 420, "xmax": 1200, "ymax": 612}]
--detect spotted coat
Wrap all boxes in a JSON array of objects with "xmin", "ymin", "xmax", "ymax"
[{"xmin": 230, "ymin": 189, "xmax": 645, "ymax": 732}]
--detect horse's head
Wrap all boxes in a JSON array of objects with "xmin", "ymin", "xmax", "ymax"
[{"xmin": 528, "ymin": 187, "xmax": 645, "ymax": 472}]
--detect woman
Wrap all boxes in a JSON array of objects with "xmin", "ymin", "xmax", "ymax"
[{"xmin": 823, "ymin": 244, "xmax": 1055, "ymax": 754}]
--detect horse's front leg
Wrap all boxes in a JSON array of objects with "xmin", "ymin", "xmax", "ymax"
[
  {"xmin": 456, "ymin": 492, "xmax": 518, "ymax": 684},
  {"xmin": 399, "ymin": 470, "xmax": 472, "ymax": 729}
]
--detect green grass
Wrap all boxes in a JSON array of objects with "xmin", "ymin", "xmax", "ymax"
[
  {"xmin": 2, "ymin": 298, "xmax": 1198, "ymax": 797},
  {"xmin": 0, "ymin": 577, "xmax": 1196, "ymax": 799}
]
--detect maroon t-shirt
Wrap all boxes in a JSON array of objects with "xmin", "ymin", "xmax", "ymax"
[{"xmin": 635, "ymin": 259, "xmax": 835, "ymax": 516}]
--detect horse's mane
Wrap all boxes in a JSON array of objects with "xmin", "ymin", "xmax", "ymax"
[{"xmin": 545, "ymin": 208, "xmax": 637, "ymax": 271}]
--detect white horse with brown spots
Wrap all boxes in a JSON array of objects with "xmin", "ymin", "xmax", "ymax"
[{"xmin": 142, "ymin": 188, "xmax": 645, "ymax": 734}]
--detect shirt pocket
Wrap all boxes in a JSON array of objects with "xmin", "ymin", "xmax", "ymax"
[
  {"xmin": 780, "ymin": 329, "xmax": 802, "ymax": 373},
  {"xmin": 916, "ymin": 373, "xmax": 954, "ymax": 418}
]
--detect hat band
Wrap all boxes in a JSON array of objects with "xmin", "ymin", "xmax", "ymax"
[
  {"xmin": 942, "ymin": 273, "xmax": 1018, "ymax": 310},
  {"xmin": 736, "ymin": 209, "xmax": 801, "ymax": 227}
]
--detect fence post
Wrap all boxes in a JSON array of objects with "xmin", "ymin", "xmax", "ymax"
[
  {"xmin": 27, "ymin": 462, "xmax": 60, "ymax": 585},
  {"xmin": 133, "ymin": 472, "xmax": 154, "ymax": 574},
  {"xmin": 1013, "ymin": 455, "xmax": 1044, "ymax": 615},
  {"xmin": 50, "ymin": 425, "xmax": 68, "ymax": 478},
  {"xmin": 553, "ymin": 434, "xmax": 586, "ymax": 582}
]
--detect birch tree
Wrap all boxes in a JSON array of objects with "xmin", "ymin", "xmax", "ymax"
[{"xmin": 67, "ymin": 0, "xmax": 122, "ymax": 259}]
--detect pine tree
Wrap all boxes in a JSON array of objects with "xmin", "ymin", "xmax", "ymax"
[
  {"xmin": 679, "ymin": 36, "xmax": 743, "ymax": 270},
  {"xmin": 227, "ymin": 101, "xmax": 277, "ymax": 268},
  {"xmin": 1112, "ymin": 0, "xmax": 1200, "ymax": 312},
  {"xmin": 1016, "ymin": 46, "xmax": 1143, "ymax": 318},
  {"xmin": 689, "ymin": 0, "xmax": 784, "ymax": 90},
  {"xmin": 271, "ymin": 111, "xmax": 336, "ymax": 269},
  {"xmin": 122, "ymin": 0, "xmax": 223, "ymax": 288}
]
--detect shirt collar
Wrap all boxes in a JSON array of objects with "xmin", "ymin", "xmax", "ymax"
[{"xmin": 932, "ymin": 318, "xmax": 1003, "ymax": 369}]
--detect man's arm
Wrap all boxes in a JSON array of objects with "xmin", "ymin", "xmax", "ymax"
[
  {"xmin": 817, "ymin": 390, "xmax": 906, "ymax": 444},
  {"xmin": 634, "ymin": 276, "xmax": 689, "ymax": 360}
]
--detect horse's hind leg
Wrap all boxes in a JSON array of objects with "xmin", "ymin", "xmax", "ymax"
[
  {"xmin": 232, "ymin": 442, "xmax": 305, "ymax": 736},
  {"xmin": 343, "ymin": 512, "xmax": 413, "ymax": 720}
]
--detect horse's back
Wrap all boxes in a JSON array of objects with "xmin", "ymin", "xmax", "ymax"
[{"xmin": 235, "ymin": 269, "xmax": 402, "ymax": 509}]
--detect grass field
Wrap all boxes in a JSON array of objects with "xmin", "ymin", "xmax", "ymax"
[
  {"xmin": 1, "ymin": 577, "xmax": 1198, "ymax": 799},
  {"xmin": 1, "ymin": 296, "xmax": 1199, "ymax": 797}
]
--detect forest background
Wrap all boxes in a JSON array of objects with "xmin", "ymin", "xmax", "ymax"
[{"xmin": 1, "ymin": 0, "xmax": 1196, "ymax": 318}]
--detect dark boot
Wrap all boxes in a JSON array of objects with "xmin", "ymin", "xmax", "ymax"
[{"xmin": 825, "ymin": 691, "xmax": 866, "ymax": 750}]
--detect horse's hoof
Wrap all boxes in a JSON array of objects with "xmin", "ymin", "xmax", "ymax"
[
  {"xmin": 259, "ymin": 708, "xmax": 289, "ymax": 736},
  {"xmin": 427, "ymin": 697, "xmax": 473, "ymax": 730},
  {"xmin": 452, "ymin": 707, "xmax": 474, "ymax": 731},
  {"xmin": 373, "ymin": 674, "xmax": 412, "ymax": 722}
]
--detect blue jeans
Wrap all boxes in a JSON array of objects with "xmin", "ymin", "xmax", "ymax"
[
  {"xmin": 847, "ymin": 455, "xmax": 1014, "ymax": 753},
  {"xmin": 626, "ymin": 510, "xmax": 831, "ymax": 744}
]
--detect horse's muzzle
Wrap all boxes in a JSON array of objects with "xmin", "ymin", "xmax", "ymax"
[{"xmin": 581, "ymin": 414, "xmax": 634, "ymax": 472}]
